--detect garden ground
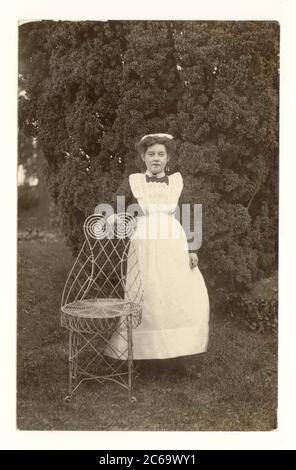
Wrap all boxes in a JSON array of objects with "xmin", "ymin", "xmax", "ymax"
[{"xmin": 17, "ymin": 211, "xmax": 277, "ymax": 431}]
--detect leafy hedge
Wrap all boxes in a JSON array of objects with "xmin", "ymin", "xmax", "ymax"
[
  {"xmin": 18, "ymin": 20, "xmax": 279, "ymax": 301},
  {"xmin": 224, "ymin": 293, "xmax": 278, "ymax": 333}
]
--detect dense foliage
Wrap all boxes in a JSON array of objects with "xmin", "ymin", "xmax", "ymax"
[{"xmin": 18, "ymin": 20, "xmax": 279, "ymax": 299}]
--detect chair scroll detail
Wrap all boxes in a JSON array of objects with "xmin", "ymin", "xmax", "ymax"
[{"xmin": 60, "ymin": 213, "xmax": 143, "ymax": 401}]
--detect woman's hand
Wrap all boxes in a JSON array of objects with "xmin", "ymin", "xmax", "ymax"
[{"xmin": 189, "ymin": 252, "xmax": 199, "ymax": 270}]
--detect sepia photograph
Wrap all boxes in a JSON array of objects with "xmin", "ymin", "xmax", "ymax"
[{"xmin": 17, "ymin": 19, "xmax": 279, "ymax": 432}]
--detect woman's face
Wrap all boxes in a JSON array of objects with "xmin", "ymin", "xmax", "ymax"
[{"xmin": 142, "ymin": 143, "xmax": 169, "ymax": 175}]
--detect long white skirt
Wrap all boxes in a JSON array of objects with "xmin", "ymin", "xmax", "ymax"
[{"xmin": 104, "ymin": 213, "xmax": 210, "ymax": 360}]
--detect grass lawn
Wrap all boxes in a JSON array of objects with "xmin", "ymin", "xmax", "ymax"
[{"xmin": 17, "ymin": 230, "xmax": 277, "ymax": 431}]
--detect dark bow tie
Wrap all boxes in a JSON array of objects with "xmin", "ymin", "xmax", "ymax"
[{"xmin": 145, "ymin": 174, "xmax": 169, "ymax": 185}]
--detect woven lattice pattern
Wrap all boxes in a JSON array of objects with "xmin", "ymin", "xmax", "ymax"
[
  {"xmin": 60, "ymin": 214, "xmax": 143, "ymax": 399},
  {"xmin": 61, "ymin": 214, "xmax": 143, "ymax": 309},
  {"xmin": 61, "ymin": 299, "xmax": 142, "ymax": 333}
]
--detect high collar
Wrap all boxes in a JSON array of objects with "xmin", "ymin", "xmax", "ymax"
[{"xmin": 145, "ymin": 169, "xmax": 166, "ymax": 178}]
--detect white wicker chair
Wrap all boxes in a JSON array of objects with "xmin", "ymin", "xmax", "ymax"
[{"xmin": 61, "ymin": 213, "xmax": 143, "ymax": 401}]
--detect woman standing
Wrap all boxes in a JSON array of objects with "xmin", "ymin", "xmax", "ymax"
[{"xmin": 104, "ymin": 133, "xmax": 210, "ymax": 375}]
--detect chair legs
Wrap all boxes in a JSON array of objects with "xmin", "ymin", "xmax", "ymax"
[
  {"xmin": 64, "ymin": 315, "xmax": 135, "ymax": 402},
  {"xmin": 127, "ymin": 314, "xmax": 137, "ymax": 402},
  {"xmin": 65, "ymin": 330, "xmax": 80, "ymax": 401}
]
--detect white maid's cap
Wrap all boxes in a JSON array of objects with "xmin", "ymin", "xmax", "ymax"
[{"xmin": 140, "ymin": 133, "xmax": 174, "ymax": 141}]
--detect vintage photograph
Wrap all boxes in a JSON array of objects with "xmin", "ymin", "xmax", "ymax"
[{"xmin": 17, "ymin": 20, "xmax": 279, "ymax": 431}]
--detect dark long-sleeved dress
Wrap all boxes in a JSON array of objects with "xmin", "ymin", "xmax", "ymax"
[{"xmin": 104, "ymin": 171, "xmax": 210, "ymax": 360}]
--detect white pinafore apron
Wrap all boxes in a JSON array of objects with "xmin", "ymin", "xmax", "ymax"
[{"xmin": 104, "ymin": 172, "xmax": 210, "ymax": 360}]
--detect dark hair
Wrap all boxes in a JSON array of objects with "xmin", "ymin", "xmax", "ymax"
[{"xmin": 135, "ymin": 135, "xmax": 176, "ymax": 160}]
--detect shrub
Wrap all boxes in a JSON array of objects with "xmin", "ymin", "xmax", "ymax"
[
  {"xmin": 18, "ymin": 20, "xmax": 279, "ymax": 297},
  {"xmin": 216, "ymin": 279, "xmax": 278, "ymax": 333}
]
